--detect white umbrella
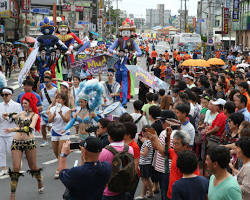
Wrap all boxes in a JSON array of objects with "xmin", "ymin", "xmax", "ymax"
[{"xmin": 237, "ymin": 63, "xmax": 249, "ymax": 69}]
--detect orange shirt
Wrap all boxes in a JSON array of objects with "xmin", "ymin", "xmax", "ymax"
[
  {"xmin": 176, "ymin": 55, "xmax": 183, "ymax": 62},
  {"xmin": 145, "ymin": 46, "xmax": 149, "ymax": 52},
  {"xmin": 232, "ymin": 65, "xmax": 237, "ymax": 72},
  {"xmin": 216, "ymin": 51, "xmax": 221, "ymax": 58},
  {"xmin": 183, "ymin": 53, "xmax": 191, "ymax": 60},
  {"xmin": 164, "ymin": 52, "xmax": 169, "ymax": 60},
  {"xmin": 160, "ymin": 65, "xmax": 167, "ymax": 78},
  {"xmin": 173, "ymin": 51, "xmax": 178, "ymax": 59},
  {"xmin": 242, "ymin": 92, "xmax": 250, "ymax": 112},
  {"xmin": 151, "ymin": 50, "xmax": 158, "ymax": 58}
]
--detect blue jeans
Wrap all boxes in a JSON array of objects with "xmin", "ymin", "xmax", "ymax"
[
  {"xmin": 158, "ymin": 172, "xmax": 170, "ymax": 200},
  {"xmin": 102, "ymin": 193, "xmax": 125, "ymax": 200}
]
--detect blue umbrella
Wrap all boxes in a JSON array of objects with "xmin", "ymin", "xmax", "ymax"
[{"xmin": 90, "ymin": 31, "xmax": 99, "ymax": 36}]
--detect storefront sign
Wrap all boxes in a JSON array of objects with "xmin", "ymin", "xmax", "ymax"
[
  {"xmin": 31, "ymin": 8, "xmax": 50, "ymax": 15},
  {"xmin": 0, "ymin": 0, "xmax": 10, "ymax": 18},
  {"xmin": 62, "ymin": 5, "xmax": 83, "ymax": 12},
  {"xmin": 0, "ymin": 25, "xmax": 4, "ymax": 33},
  {"xmin": 232, "ymin": 0, "xmax": 239, "ymax": 22},
  {"xmin": 223, "ymin": 8, "xmax": 229, "ymax": 34}
]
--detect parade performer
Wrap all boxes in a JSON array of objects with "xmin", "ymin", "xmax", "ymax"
[
  {"xmin": 63, "ymin": 79, "xmax": 102, "ymax": 141},
  {"xmin": 4, "ymin": 93, "xmax": 43, "ymax": 200},
  {"xmin": 108, "ymin": 18, "xmax": 142, "ymax": 107}
]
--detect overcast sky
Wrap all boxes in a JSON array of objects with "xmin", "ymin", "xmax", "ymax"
[{"xmin": 112, "ymin": 0, "xmax": 198, "ymax": 18}]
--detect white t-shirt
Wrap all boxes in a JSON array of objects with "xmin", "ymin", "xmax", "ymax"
[
  {"xmin": 50, "ymin": 105, "xmax": 70, "ymax": 133},
  {"xmin": 181, "ymin": 121, "xmax": 195, "ymax": 145},
  {"xmin": 71, "ymin": 86, "xmax": 79, "ymax": 104},
  {"xmin": 41, "ymin": 86, "xmax": 57, "ymax": 111},
  {"xmin": 204, "ymin": 110, "xmax": 218, "ymax": 126},
  {"xmin": 131, "ymin": 113, "xmax": 147, "ymax": 142}
]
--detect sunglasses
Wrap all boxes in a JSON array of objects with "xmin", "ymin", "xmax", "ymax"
[
  {"xmin": 1, "ymin": 93, "xmax": 10, "ymax": 97},
  {"xmin": 107, "ymin": 74, "xmax": 113, "ymax": 77}
]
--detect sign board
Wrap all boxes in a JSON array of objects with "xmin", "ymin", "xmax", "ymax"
[
  {"xmin": 197, "ymin": 18, "xmax": 205, "ymax": 23},
  {"xmin": 97, "ymin": 18, "xmax": 102, "ymax": 33},
  {"xmin": 0, "ymin": 25, "xmax": 4, "ymax": 33},
  {"xmin": 223, "ymin": 8, "xmax": 229, "ymax": 34},
  {"xmin": 208, "ymin": 38, "xmax": 213, "ymax": 44},
  {"xmin": 106, "ymin": 21, "xmax": 113, "ymax": 25},
  {"xmin": 31, "ymin": 8, "xmax": 50, "ymax": 15},
  {"xmin": 0, "ymin": 0, "xmax": 10, "ymax": 18},
  {"xmin": 78, "ymin": 21, "xmax": 88, "ymax": 25},
  {"xmin": 232, "ymin": 0, "xmax": 239, "ymax": 22},
  {"xmin": 62, "ymin": 5, "xmax": 83, "ymax": 12}
]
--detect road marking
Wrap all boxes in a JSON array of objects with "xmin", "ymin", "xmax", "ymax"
[
  {"xmin": 42, "ymin": 159, "xmax": 58, "ymax": 165},
  {"xmin": 0, "ymin": 175, "xmax": 9, "ymax": 179}
]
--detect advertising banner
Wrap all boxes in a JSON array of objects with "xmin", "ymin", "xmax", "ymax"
[
  {"xmin": 232, "ymin": 0, "xmax": 240, "ymax": 22},
  {"xmin": 21, "ymin": 0, "xmax": 30, "ymax": 13},
  {"xmin": 224, "ymin": 8, "xmax": 229, "ymax": 34}
]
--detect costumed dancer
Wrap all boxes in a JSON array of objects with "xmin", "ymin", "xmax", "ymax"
[
  {"xmin": 62, "ymin": 79, "xmax": 103, "ymax": 141},
  {"xmin": 108, "ymin": 18, "xmax": 142, "ymax": 107},
  {"xmin": 4, "ymin": 93, "xmax": 43, "ymax": 200}
]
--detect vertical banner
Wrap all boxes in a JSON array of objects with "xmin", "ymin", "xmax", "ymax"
[
  {"xmin": 193, "ymin": 17, "xmax": 196, "ymax": 31},
  {"xmin": 232, "ymin": 0, "xmax": 240, "ymax": 22},
  {"xmin": 0, "ymin": 0, "xmax": 10, "ymax": 18},
  {"xmin": 21, "ymin": 0, "xmax": 30, "ymax": 13},
  {"xmin": 223, "ymin": 8, "xmax": 229, "ymax": 34}
]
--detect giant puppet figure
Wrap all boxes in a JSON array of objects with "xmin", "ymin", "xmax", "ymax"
[
  {"xmin": 18, "ymin": 17, "xmax": 68, "ymax": 86},
  {"xmin": 108, "ymin": 18, "xmax": 142, "ymax": 107}
]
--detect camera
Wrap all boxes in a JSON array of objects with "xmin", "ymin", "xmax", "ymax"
[{"xmin": 85, "ymin": 125, "xmax": 98, "ymax": 133}]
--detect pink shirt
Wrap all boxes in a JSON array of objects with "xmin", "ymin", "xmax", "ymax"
[{"xmin": 98, "ymin": 141, "xmax": 134, "ymax": 197}]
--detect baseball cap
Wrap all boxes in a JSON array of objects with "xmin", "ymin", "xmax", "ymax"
[
  {"xmin": 60, "ymin": 82, "xmax": 69, "ymax": 89},
  {"xmin": 79, "ymin": 136, "xmax": 102, "ymax": 153},
  {"xmin": 211, "ymin": 98, "xmax": 226, "ymax": 106},
  {"xmin": 157, "ymin": 110, "xmax": 177, "ymax": 120},
  {"xmin": 200, "ymin": 94, "xmax": 211, "ymax": 101},
  {"xmin": 183, "ymin": 74, "xmax": 194, "ymax": 80}
]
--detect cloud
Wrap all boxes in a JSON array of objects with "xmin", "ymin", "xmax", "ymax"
[{"xmin": 112, "ymin": 0, "xmax": 198, "ymax": 18}]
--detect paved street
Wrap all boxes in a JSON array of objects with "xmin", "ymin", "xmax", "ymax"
[{"xmin": 0, "ymin": 41, "xmax": 170, "ymax": 200}]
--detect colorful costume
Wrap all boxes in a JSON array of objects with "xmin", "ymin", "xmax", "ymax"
[{"xmin": 108, "ymin": 18, "xmax": 142, "ymax": 105}]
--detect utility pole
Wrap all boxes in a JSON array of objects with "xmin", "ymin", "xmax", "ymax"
[
  {"xmin": 180, "ymin": 0, "xmax": 182, "ymax": 32},
  {"xmin": 221, "ymin": 5, "xmax": 224, "ymax": 49},
  {"xmin": 184, "ymin": 0, "xmax": 187, "ymax": 32},
  {"xmin": 200, "ymin": 0, "xmax": 202, "ymax": 35},
  {"xmin": 206, "ymin": 0, "xmax": 213, "ymax": 59},
  {"xmin": 116, "ymin": 0, "xmax": 118, "ymax": 35}
]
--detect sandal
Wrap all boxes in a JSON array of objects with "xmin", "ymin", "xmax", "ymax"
[{"xmin": 54, "ymin": 170, "xmax": 59, "ymax": 179}]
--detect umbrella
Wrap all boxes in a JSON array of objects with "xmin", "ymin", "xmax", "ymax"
[
  {"xmin": 207, "ymin": 58, "xmax": 225, "ymax": 66},
  {"xmin": 237, "ymin": 63, "xmax": 249, "ymax": 69},
  {"xmin": 18, "ymin": 36, "xmax": 36, "ymax": 43},
  {"xmin": 89, "ymin": 31, "xmax": 99, "ymax": 37},
  {"xmin": 181, "ymin": 59, "xmax": 210, "ymax": 67},
  {"xmin": 13, "ymin": 41, "xmax": 29, "ymax": 49},
  {"xmin": 5, "ymin": 42, "xmax": 12, "ymax": 45}
]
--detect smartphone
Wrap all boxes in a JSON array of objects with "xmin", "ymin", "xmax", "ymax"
[{"xmin": 70, "ymin": 142, "xmax": 80, "ymax": 150}]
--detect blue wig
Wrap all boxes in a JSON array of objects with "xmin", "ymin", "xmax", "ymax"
[
  {"xmin": 39, "ymin": 17, "xmax": 55, "ymax": 35},
  {"xmin": 0, "ymin": 72, "xmax": 7, "ymax": 89},
  {"xmin": 83, "ymin": 79, "xmax": 103, "ymax": 111}
]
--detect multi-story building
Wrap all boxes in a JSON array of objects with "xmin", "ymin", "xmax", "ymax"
[
  {"xmin": 134, "ymin": 17, "xmax": 145, "ymax": 30},
  {"xmin": 146, "ymin": 4, "xmax": 171, "ymax": 29},
  {"xmin": 233, "ymin": 0, "xmax": 250, "ymax": 49}
]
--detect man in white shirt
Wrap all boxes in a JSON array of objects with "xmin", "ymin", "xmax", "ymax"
[
  {"xmin": 184, "ymin": 74, "xmax": 196, "ymax": 89},
  {"xmin": 39, "ymin": 73, "xmax": 57, "ymax": 147},
  {"xmin": 0, "ymin": 87, "xmax": 22, "ymax": 176}
]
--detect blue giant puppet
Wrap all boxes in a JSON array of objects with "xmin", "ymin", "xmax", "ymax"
[{"xmin": 108, "ymin": 18, "xmax": 142, "ymax": 107}]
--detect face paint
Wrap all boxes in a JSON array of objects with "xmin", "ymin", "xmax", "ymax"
[{"xmin": 44, "ymin": 29, "xmax": 50, "ymax": 34}]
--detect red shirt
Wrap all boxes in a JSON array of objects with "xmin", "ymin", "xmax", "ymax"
[
  {"xmin": 209, "ymin": 111, "xmax": 227, "ymax": 137},
  {"xmin": 167, "ymin": 149, "xmax": 200, "ymax": 199},
  {"xmin": 129, "ymin": 140, "xmax": 140, "ymax": 175}
]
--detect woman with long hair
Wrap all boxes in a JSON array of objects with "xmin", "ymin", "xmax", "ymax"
[
  {"xmin": 4, "ymin": 92, "xmax": 43, "ymax": 200},
  {"xmin": 47, "ymin": 93, "xmax": 71, "ymax": 179},
  {"xmin": 63, "ymin": 93, "xmax": 100, "ymax": 141}
]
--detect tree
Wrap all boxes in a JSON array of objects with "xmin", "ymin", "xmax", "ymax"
[{"xmin": 106, "ymin": 6, "xmax": 123, "ymax": 34}]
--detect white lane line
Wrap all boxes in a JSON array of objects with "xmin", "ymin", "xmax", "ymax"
[
  {"xmin": 0, "ymin": 175, "xmax": 9, "ymax": 179},
  {"xmin": 42, "ymin": 159, "xmax": 58, "ymax": 165},
  {"xmin": 11, "ymin": 84, "xmax": 19, "ymax": 90}
]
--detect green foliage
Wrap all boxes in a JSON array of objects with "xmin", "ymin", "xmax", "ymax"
[
  {"xmin": 106, "ymin": 6, "xmax": 123, "ymax": 34},
  {"xmin": 201, "ymin": 35, "xmax": 207, "ymax": 42}
]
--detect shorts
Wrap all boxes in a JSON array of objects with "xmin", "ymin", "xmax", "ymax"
[
  {"xmin": 11, "ymin": 139, "xmax": 36, "ymax": 152},
  {"xmin": 51, "ymin": 129, "xmax": 70, "ymax": 141},
  {"xmin": 139, "ymin": 164, "xmax": 152, "ymax": 178},
  {"xmin": 41, "ymin": 117, "xmax": 52, "ymax": 127}
]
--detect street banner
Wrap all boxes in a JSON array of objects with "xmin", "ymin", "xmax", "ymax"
[
  {"xmin": 21, "ymin": 0, "xmax": 30, "ymax": 13},
  {"xmin": 71, "ymin": 55, "xmax": 119, "ymax": 75},
  {"xmin": 18, "ymin": 47, "xmax": 39, "ymax": 86},
  {"xmin": 223, "ymin": 8, "xmax": 229, "ymax": 34},
  {"xmin": 126, "ymin": 65, "xmax": 170, "ymax": 92},
  {"xmin": 232, "ymin": 0, "xmax": 240, "ymax": 22},
  {"xmin": 0, "ymin": 0, "xmax": 10, "ymax": 18}
]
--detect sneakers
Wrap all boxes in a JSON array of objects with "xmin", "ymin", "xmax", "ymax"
[
  {"xmin": 40, "ymin": 141, "xmax": 48, "ymax": 147},
  {"xmin": 0, "ymin": 169, "xmax": 8, "ymax": 176}
]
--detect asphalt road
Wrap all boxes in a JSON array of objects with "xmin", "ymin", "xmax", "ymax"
[{"xmin": 0, "ymin": 41, "xmax": 170, "ymax": 200}]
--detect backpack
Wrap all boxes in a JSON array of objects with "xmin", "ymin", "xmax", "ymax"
[{"xmin": 105, "ymin": 145, "xmax": 137, "ymax": 193}]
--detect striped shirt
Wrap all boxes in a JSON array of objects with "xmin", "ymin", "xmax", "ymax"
[
  {"xmin": 102, "ymin": 81, "xmax": 121, "ymax": 106},
  {"xmin": 139, "ymin": 140, "xmax": 153, "ymax": 165}
]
